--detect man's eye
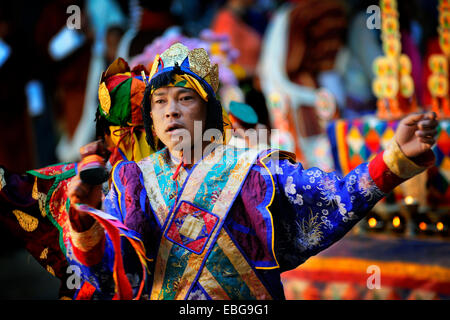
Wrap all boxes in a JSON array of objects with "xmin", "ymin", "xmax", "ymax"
[
  {"xmin": 180, "ymin": 96, "xmax": 193, "ymax": 101},
  {"xmin": 155, "ymin": 99, "xmax": 165, "ymax": 104}
]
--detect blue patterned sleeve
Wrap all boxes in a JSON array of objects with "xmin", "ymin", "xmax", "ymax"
[{"xmin": 264, "ymin": 157, "xmax": 385, "ymax": 271}]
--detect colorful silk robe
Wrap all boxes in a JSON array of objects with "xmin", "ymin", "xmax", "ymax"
[{"xmin": 66, "ymin": 141, "xmax": 433, "ymax": 300}]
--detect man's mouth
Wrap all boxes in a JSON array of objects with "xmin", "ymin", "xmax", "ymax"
[{"xmin": 166, "ymin": 123, "xmax": 184, "ymax": 133}]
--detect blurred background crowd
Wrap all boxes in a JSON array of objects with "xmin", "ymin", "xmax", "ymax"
[
  {"xmin": 0, "ymin": 0, "xmax": 439, "ymax": 171},
  {"xmin": 0, "ymin": 0, "xmax": 449, "ymax": 300}
]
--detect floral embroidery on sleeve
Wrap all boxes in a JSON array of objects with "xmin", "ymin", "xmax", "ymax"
[{"xmin": 268, "ymin": 159, "xmax": 385, "ymax": 270}]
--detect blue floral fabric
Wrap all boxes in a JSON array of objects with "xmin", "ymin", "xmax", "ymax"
[{"xmin": 265, "ymin": 157, "xmax": 385, "ymax": 271}]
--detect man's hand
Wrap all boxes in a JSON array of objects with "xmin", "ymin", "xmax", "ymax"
[
  {"xmin": 68, "ymin": 140, "xmax": 106, "ymax": 231},
  {"xmin": 68, "ymin": 174, "xmax": 103, "ymax": 209},
  {"xmin": 395, "ymin": 111, "xmax": 439, "ymax": 158}
]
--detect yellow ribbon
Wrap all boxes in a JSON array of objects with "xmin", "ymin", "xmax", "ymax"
[
  {"xmin": 150, "ymin": 73, "xmax": 209, "ymax": 102},
  {"xmin": 109, "ymin": 125, "xmax": 153, "ymax": 162}
]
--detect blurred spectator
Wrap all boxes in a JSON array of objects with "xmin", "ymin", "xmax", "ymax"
[
  {"xmin": 337, "ymin": 0, "xmax": 383, "ymax": 118},
  {"xmin": 211, "ymin": 0, "xmax": 264, "ymax": 78}
]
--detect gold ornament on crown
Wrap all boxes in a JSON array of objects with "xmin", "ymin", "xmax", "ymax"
[
  {"xmin": 373, "ymin": 0, "xmax": 419, "ymax": 120},
  {"xmin": 150, "ymin": 43, "xmax": 220, "ymax": 93},
  {"xmin": 428, "ymin": 0, "xmax": 450, "ymax": 119}
]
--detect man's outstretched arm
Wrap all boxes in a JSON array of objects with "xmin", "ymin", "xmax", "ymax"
[{"xmin": 269, "ymin": 112, "xmax": 438, "ymax": 270}]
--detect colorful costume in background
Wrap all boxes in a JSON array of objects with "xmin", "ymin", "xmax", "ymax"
[
  {"xmin": 0, "ymin": 58, "xmax": 153, "ymax": 299},
  {"xmin": 258, "ymin": 1, "xmax": 346, "ymax": 172},
  {"xmin": 66, "ymin": 44, "xmax": 435, "ymax": 300}
]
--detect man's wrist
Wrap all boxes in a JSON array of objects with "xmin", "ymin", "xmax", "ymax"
[
  {"xmin": 69, "ymin": 216, "xmax": 105, "ymax": 253},
  {"xmin": 383, "ymin": 139, "xmax": 434, "ymax": 179}
]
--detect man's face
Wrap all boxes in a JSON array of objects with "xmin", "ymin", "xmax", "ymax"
[{"xmin": 150, "ymin": 86, "xmax": 207, "ymax": 153}]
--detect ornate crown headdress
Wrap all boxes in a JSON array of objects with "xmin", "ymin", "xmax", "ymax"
[{"xmin": 148, "ymin": 43, "xmax": 220, "ymax": 98}]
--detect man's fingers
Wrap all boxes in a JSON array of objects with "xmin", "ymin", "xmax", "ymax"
[
  {"xmin": 418, "ymin": 119, "xmax": 438, "ymax": 130},
  {"xmin": 402, "ymin": 112, "xmax": 424, "ymax": 126},
  {"xmin": 415, "ymin": 129, "xmax": 438, "ymax": 138},
  {"xmin": 424, "ymin": 111, "xmax": 437, "ymax": 121},
  {"xmin": 419, "ymin": 137, "xmax": 435, "ymax": 145},
  {"xmin": 402, "ymin": 111, "xmax": 438, "ymax": 127},
  {"xmin": 415, "ymin": 131, "xmax": 436, "ymax": 145}
]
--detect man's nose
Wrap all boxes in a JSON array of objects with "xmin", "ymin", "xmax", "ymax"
[{"xmin": 165, "ymin": 99, "xmax": 181, "ymax": 118}]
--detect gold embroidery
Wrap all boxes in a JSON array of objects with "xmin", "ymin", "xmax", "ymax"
[
  {"xmin": 12, "ymin": 210, "xmax": 38, "ymax": 232},
  {"xmin": 46, "ymin": 265, "xmax": 55, "ymax": 276},
  {"xmin": 59, "ymin": 296, "xmax": 72, "ymax": 300},
  {"xmin": 198, "ymin": 267, "xmax": 230, "ymax": 299},
  {"xmin": 160, "ymin": 43, "xmax": 189, "ymax": 68},
  {"xmin": 383, "ymin": 139, "xmax": 427, "ymax": 179},
  {"xmin": 32, "ymin": 178, "xmax": 47, "ymax": 217},
  {"xmin": 188, "ymin": 48, "xmax": 211, "ymax": 78},
  {"xmin": 40, "ymin": 247, "xmax": 48, "ymax": 260},
  {"xmin": 69, "ymin": 220, "xmax": 104, "ymax": 252}
]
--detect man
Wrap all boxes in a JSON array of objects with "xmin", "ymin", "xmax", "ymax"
[
  {"xmin": 0, "ymin": 57, "xmax": 152, "ymax": 299},
  {"xmin": 67, "ymin": 43, "xmax": 438, "ymax": 300}
]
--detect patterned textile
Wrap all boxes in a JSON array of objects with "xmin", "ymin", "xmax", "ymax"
[
  {"xmin": 0, "ymin": 141, "xmax": 151, "ymax": 300},
  {"xmin": 66, "ymin": 142, "xmax": 431, "ymax": 299},
  {"xmin": 281, "ymin": 234, "xmax": 450, "ymax": 300},
  {"xmin": 0, "ymin": 163, "xmax": 77, "ymax": 299},
  {"xmin": 327, "ymin": 117, "xmax": 450, "ymax": 207}
]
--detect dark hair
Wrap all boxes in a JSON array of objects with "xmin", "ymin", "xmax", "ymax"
[
  {"xmin": 95, "ymin": 108, "xmax": 111, "ymax": 140},
  {"xmin": 141, "ymin": 66, "xmax": 224, "ymax": 150}
]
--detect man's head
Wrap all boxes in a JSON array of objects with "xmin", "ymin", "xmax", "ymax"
[
  {"xmin": 142, "ymin": 43, "xmax": 225, "ymax": 153},
  {"xmin": 150, "ymin": 86, "xmax": 207, "ymax": 153}
]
